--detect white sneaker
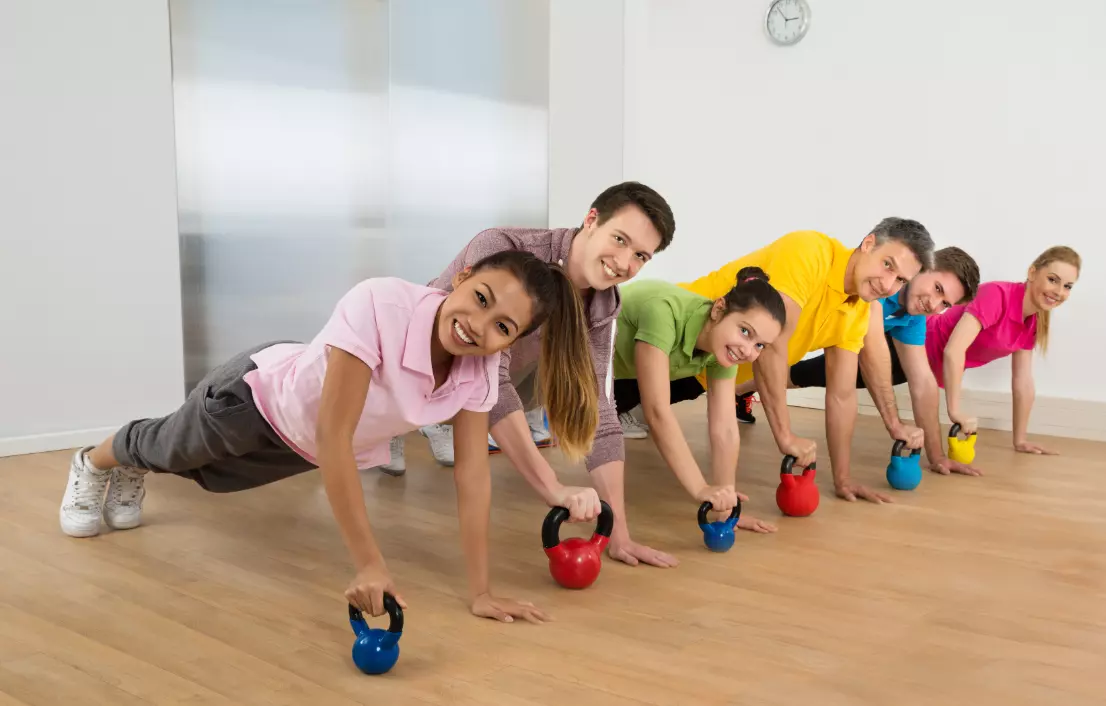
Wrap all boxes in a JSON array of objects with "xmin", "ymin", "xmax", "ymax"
[
  {"xmin": 60, "ymin": 447, "xmax": 111, "ymax": 537},
  {"xmin": 376, "ymin": 436, "xmax": 406, "ymax": 476},
  {"xmin": 619, "ymin": 412, "xmax": 650, "ymax": 440},
  {"xmin": 487, "ymin": 433, "xmax": 500, "ymax": 453},
  {"xmin": 525, "ymin": 407, "xmax": 552, "ymax": 445},
  {"xmin": 419, "ymin": 424, "xmax": 455, "ymax": 466},
  {"xmin": 104, "ymin": 467, "xmax": 147, "ymax": 530}
]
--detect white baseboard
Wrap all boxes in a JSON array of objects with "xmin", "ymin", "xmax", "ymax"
[
  {"xmin": 0, "ymin": 427, "xmax": 118, "ymax": 458},
  {"xmin": 785, "ymin": 388, "xmax": 1106, "ymax": 442}
]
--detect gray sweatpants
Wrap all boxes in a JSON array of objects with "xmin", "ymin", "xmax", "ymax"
[{"xmin": 112, "ymin": 342, "xmax": 315, "ymax": 493}]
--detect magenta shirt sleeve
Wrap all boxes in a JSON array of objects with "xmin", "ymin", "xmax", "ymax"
[
  {"xmin": 317, "ymin": 280, "xmax": 383, "ymax": 370},
  {"xmin": 963, "ymin": 282, "xmax": 1006, "ymax": 330}
]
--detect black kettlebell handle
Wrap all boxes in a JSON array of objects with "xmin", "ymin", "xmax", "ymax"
[
  {"xmin": 348, "ymin": 592, "xmax": 404, "ymax": 634},
  {"xmin": 891, "ymin": 439, "xmax": 922, "ymax": 457},
  {"xmin": 697, "ymin": 499, "xmax": 741, "ymax": 525},
  {"xmin": 541, "ymin": 500, "xmax": 614, "ymax": 549},
  {"xmin": 948, "ymin": 423, "xmax": 976, "ymax": 439},
  {"xmin": 781, "ymin": 455, "xmax": 817, "ymax": 474}
]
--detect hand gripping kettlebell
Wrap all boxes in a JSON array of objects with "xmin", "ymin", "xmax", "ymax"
[
  {"xmin": 542, "ymin": 500, "xmax": 614, "ymax": 589},
  {"xmin": 698, "ymin": 499, "xmax": 741, "ymax": 552},
  {"xmin": 776, "ymin": 455, "xmax": 820, "ymax": 517},
  {"xmin": 886, "ymin": 439, "xmax": 923, "ymax": 491},
  {"xmin": 349, "ymin": 594, "xmax": 403, "ymax": 675},
  {"xmin": 947, "ymin": 423, "xmax": 977, "ymax": 464}
]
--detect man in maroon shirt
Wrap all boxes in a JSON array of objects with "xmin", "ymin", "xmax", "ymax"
[{"xmin": 379, "ymin": 182, "xmax": 680, "ymax": 568}]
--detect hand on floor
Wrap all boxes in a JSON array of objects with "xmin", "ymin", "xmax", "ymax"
[
  {"xmin": 929, "ymin": 456, "xmax": 983, "ymax": 476},
  {"xmin": 1015, "ymin": 440, "xmax": 1057, "ymax": 455},
  {"xmin": 471, "ymin": 593, "xmax": 550, "ymax": 624},
  {"xmin": 346, "ymin": 563, "xmax": 407, "ymax": 617},
  {"xmin": 736, "ymin": 515, "xmax": 777, "ymax": 533},
  {"xmin": 607, "ymin": 537, "xmax": 679, "ymax": 568},
  {"xmin": 835, "ymin": 481, "xmax": 893, "ymax": 504}
]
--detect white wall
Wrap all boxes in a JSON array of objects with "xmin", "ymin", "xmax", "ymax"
[
  {"xmin": 548, "ymin": 0, "xmax": 625, "ymax": 226},
  {"xmin": 0, "ymin": 0, "xmax": 185, "ymax": 456},
  {"xmin": 622, "ymin": 0, "xmax": 1105, "ymax": 404}
]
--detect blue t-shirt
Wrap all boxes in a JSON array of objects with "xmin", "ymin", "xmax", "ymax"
[{"xmin": 880, "ymin": 292, "xmax": 926, "ymax": 346}]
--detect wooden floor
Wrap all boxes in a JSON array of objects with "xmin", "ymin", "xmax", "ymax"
[{"xmin": 2, "ymin": 403, "xmax": 1104, "ymax": 706}]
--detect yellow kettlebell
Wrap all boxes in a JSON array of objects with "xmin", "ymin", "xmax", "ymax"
[{"xmin": 947, "ymin": 423, "xmax": 977, "ymax": 464}]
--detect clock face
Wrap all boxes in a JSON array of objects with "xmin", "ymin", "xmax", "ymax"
[{"xmin": 765, "ymin": 0, "xmax": 811, "ymax": 46}]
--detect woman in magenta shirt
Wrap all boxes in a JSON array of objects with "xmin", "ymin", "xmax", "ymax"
[{"xmin": 926, "ymin": 246, "xmax": 1081, "ymax": 456}]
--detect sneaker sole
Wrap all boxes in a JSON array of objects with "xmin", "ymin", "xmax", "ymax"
[
  {"xmin": 59, "ymin": 509, "xmax": 101, "ymax": 538},
  {"xmin": 103, "ymin": 513, "xmax": 142, "ymax": 531}
]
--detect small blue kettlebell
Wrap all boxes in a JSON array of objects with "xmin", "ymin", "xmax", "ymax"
[
  {"xmin": 349, "ymin": 593, "xmax": 403, "ymax": 675},
  {"xmin": 698, "ymin": 499, "xmax": 741, "ymax": 552},
  {"xmin": 886, "ymin": 439, "xmax": 923, "ymax": 491}
]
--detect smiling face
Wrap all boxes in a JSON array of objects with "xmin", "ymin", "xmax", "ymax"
[
  {"xmin": 851, "ymin": 234, "xmax": 924, "ymax": 302},
  {"xmin": 702, "ymin": 303, "xmax": 784, "ymax": 367},
  {"xmin": 901, "ymin": 270, "xmax": 967, "ymax": 316},
  {"xmin": 571, "ymin": 205, "xmax": 664, "ymax": 290},
  {"xmin": 436, "ymin": 267, "xmax": 535, "ymax": 357},
  {"xmin": 1027, "ymin": 260, "xmax": 1079, "ymax": 312}
]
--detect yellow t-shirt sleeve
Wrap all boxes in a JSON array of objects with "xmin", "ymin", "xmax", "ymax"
[{"xmin": 834, "ymin": 301, "xmax": 872, "ymax": 354}]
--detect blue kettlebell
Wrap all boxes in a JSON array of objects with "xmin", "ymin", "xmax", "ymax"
[
  {"xmin": 349, "ymin": 594, "xmax": 403, "ymax": 675},
  {"xmin": 697, "ymin": 499, "xmax": 741, "ymax": 552},
  {"xmin": 886, "ymin": 439, "xmax": 923, "ymax": 491}
]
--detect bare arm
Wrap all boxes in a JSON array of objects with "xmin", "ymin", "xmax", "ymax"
[
  {"xmin": 826, "ymin": 346, "xmax": 891, "ymax": 503},
  {"xmin": 454, "ymin": 409, "xmax": 550, "ymax": 623},
  {"xmin": 452, "ymin": 409, "xmax": 493, "ymax": 601},
  {"xmin": 1010, "ymin": 349, "xmax": 1053, "ymax": 454},
  {"xmin": 753, "ymin": 294, "xmax": 816, "ymax": 466},
  {"xmin": 317, "ymin": 347, "xmax": 401, "ymax": 615},
  {"xmin": 857, "ymin": 303, "xmax": 919, "ymax": 446},
  {"xmin": 706, "ymin": 374, "xmax": 740, "ymax": 489},
  {"xmin": 942, "ymin": 313, "xmax": 984, "ymax": 432},
  {"xmin": 636, "ymin": 341, "xmax": 737, "ymax": 512},
  {"xmin": 896, "ymin": 339, "xmax": 981, "ymax": 475}
]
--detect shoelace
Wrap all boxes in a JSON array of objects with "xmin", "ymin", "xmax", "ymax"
[
  {"xmin": 743, "ymin": 395, "xmax": 755, "ymax": 414},
  {"xmin": 71, "ymin": 469, "xmax": 109, "ymax": 509},
  {"xmin": 109, "ymin": 471, "xmax": 143, "ymax": 506}
]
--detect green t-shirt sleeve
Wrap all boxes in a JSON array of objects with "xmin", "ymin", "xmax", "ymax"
[
  {"xmin": 706, "ymin": 360, "xmax": 739, "ymax": 380},
  {"xmin": 632, "ymin": 301, "xmax": 679, "ymax": 354}
]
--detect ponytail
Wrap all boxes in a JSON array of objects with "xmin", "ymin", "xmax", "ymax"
[
  {"xmin": 720, "ymin": 266, "xmax": 787, "ymax": 326},
  {"xmin": 468, "ymin": 250, "xmax": 599, "ymax": 462},
  {"xmin": 538, "ymin": 270, "xmax": 599, "ymax": 462}
]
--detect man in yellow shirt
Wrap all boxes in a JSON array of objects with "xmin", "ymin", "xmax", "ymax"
[{"xmin": 680, "ymin": 219, "xmax": 934, "ymax": 503}]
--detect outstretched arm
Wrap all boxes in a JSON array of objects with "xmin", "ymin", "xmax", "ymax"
[
  {"xmin": 942, "ymin": 314, "xmax": 984, "ymax": 433},
  {"xmin": 317, "ymin": 347, "xmax": 403, "ymax": 617},
  {"xmin": 1011, "ymin": 349, "xmax": 1055, "ymax": 455},
  {"xmin": 754, "ymin": 293, "xmax": 817, "ymax": 467},
  {"xmin": 454, "ymin": 409, "xmax": 549, "ymax": 623}
]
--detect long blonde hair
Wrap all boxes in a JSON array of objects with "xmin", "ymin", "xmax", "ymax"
[
  {"xmin": 1029, "ymin": 246, "xmax": 1081, "ymax": 353},
  {"xmin": 468, "ymin": 251, "xmax": 599, "ymax": 462}
]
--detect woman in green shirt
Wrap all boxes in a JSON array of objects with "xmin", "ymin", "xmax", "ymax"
[{"xmin": 614, "ymin": 267, "xmax": 786, "ymax": 539}]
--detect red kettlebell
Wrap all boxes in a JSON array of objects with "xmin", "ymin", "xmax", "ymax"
[
  {"xmin": 776, "ymin": 455, "xmax": 820, "ymax": 517},
  {"xmin": 542, "ymin": 500, "xmax": 614, "ymax": 589}
]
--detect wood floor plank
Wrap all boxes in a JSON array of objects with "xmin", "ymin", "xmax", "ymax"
[{"xmin": 1, "ymin": 404, "xmax": 1103, "ymax": 705}]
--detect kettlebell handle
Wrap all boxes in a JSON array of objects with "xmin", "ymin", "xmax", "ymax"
[
  {"xmin": 348, "ymin": 593, "xmax": 404, "ymax": 636},
  {"xmin": 781, "ymin": 455, "xmax": 817, "ymax": 475},
  {"xmin": 541, "ymin": 500, "xmax": 615, "ymax": 549},
  {"xmin": 891, "ymin": 439, "xmax": 922, "ymax": 457},
  {"xmin": 948, "ymin": 423, "xmax": 976, "ymax": 440},
  {"xmin": 697, "ymin": 499, "xmax": 740, "ymax": 526}
]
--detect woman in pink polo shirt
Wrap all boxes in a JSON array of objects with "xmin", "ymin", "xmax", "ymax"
[
  {"xmin": 926, "ymin": 246, "xmax": 1081, "ymax": 456},
  {"xmin": 58, "ymin": 251, "xmax": 598, "ymax": 625}
]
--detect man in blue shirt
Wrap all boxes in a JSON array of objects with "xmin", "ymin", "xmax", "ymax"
[{"xmin": 788, "ymin": 247, "xmax": 981, "ymax": 476}]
